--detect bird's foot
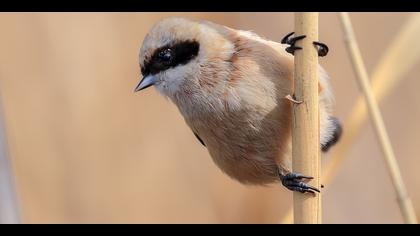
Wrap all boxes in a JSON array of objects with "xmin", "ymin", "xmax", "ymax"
[
  {"xmin": 281, "ymin": 32, "xmax": 329, "ymax": 57},
  {"xmin": 279, "ymin": 172, "xmax": 320, "ymax": 194},
  {"xmin": 281, "ymin": 32, "xmax": 305, "ymax": 55}
]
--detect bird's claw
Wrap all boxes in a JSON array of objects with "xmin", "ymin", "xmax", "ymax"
[
  {"xmin": 285, "ymin": 45, "xmax": 302, "ymax": 55},
  {"xmin": 279, "ymin": 172, "xmax": 320, "ymax": 194},
  {"xmin": 313, "ymin": 41, "xmax": 329, "ymax": 57},
  {"xmin": 281, "ymin": 32, "xmax": 329, "ymax": 57},
  {"xmin": 281, "ymin": 32, "xmax": 306, "ymax": 55}
]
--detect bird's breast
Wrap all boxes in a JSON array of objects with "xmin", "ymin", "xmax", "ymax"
[{"xmin": 184, "ymin": 101, "xmax": 292, "ymax": 185}]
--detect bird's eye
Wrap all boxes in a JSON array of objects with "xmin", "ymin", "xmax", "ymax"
[{"xmin": 158, "ymin": 49, "xmax": 172, "ymax": 63}]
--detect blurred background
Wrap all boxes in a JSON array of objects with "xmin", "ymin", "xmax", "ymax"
[{"xmin": 0, "ymin": 12, "xmax": 419, "ymax": 224}]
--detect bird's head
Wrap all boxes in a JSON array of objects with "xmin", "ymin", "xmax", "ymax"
[{"xmin": 135, "ymin": 17, "xmax": 235, "ymax": 100}]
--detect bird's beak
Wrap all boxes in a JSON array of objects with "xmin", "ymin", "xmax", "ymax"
[{"xmin": 134, "ymin": 75, "xmax": 156, "ymax": 92}]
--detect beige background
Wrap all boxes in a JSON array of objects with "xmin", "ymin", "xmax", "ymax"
[{"xmin": 0, "ymin": 12, "xmax": 419, "ymax": 223}]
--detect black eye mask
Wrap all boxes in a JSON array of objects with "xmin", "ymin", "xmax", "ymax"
[{"xmin": 141, "ymin": 40, "xmax": 200, "ymax": 76}]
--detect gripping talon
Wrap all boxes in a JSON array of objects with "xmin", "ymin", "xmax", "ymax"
[
  {"xmin": 281, "ymin": 32, "xmax": 306, "ymax": 55},
  {"xmin": 289, "ymin": 172, "xmax": 313, "ymax": 180},
  {"xmin": 290, "ymin": 35, "xmax": 306, "ymax": 43},
  {"xmin": 281, "ymin": 32, "xmax": 295, "ymax": 44},
  {"xmin": 282, "ymin": 32, "xmax": 329, "ymax": 57},
  {"xmin": 279, "ymin": 172, "xmax": 320, "ymax": 194},
  {"xmin": 285, "ymin": 46, "xmax": 302, "ymax": 55},
  {"xmin": 313, "ymin": 41, "xmax": 329, "ymax": 57}
]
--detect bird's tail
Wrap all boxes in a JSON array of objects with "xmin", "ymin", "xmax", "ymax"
[{"xmin": 321, "ymin": 117, "xmax": 342, "ymax": 152}]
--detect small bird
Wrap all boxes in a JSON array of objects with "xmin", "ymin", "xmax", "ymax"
[{"xmin": 135, "ymin": 17, "xmax": 341, "ymax": 193}]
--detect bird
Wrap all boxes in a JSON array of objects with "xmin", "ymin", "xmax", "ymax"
[{"xmin": 134, "ymin": 17, "xmax": 342, "ymax": 193}]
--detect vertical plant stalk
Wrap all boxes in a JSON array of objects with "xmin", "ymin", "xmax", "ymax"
[
  {"xmin": 339, "ymin": 12, "xmax": 417, "ymax": 224},
  {"xmin": 0, "ymin": 97, "xmax": 20, "ymax": 224},
  {"xmin": 281, "ymin": 13, "xmax": 420, "ymax": 224},
  {"xmin": 292, "ymin": 12, "xmax": 321, "ymax": 224}
]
